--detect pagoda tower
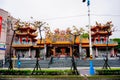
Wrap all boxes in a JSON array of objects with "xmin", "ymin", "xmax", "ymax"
[
  {"xmin": 12, "ymin": 22, "xmax": 38, "ymax": 58},
  {"xmin": 91, "ymin": 22, "xmax": 118, "ymax": 58}
]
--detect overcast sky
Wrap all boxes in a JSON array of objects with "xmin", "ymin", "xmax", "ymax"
[{"xmin": 0, "ymin": 0, "xmax": 120, "ymax": 38}]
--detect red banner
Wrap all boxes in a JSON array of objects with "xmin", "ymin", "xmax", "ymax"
[{"xmin": 0, "ymin": 16, "xmax": 2, "ymax": 38}]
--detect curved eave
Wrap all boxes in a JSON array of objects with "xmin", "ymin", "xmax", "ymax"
[
  {"xmin": 82, "ymin": 42, "xmax": 89, "ymax": 44},
  {"xmin": 33, "ymin": 45, "xmax": 44, "ymax": 49},
  {"xmin": 98, "ymin": 31, "xmax": 111, "ymax": 35},
  {"xmin": 75, "ymin": 42, "xmax": 80, "ymax": 45},
  {"xmin": 82, "ymin": 45, "xmax": 89, "ymax": 47},
  {"xmin": 91, "ymin": 26, "xmax": 100, "ymax": 31},
  {"xmin": 18, "ymin": 27, "xmax": 29, "ymax": 30},
  {"xmin": 16, "ymin": 33, "xmax": 28, "ymax": 36},
  {"xmin": 12, "ymin": 44, "xmax": 32, "ymax": 48},
  {"xmin": 29, "ymin": 34, "xmax": 37, "ymax": 38},
  {"xmin": 52, "ymin": 41, "xmax": 73, "ymax": 45},
  {"xmin": 45, "ymin": 42, "xmax": 51, "ymax": 45},
  {"xmin": 18, "ymin": 27, "xmax": 37, "ymax": 32},
  {"xmin": 81, "ymin": 39, "xmax": 89, "ymax": 44},
  {"xmin": 37, "ymin": 39, "xmax": 45, "ymax": 44},
  {"xmin": 32, "ymin": 39, "xmax": 37, "ymax": 42},
  {"xmin": 29, "ymin": 28, "xmax": 37, "ymax": 32},
  {"xmin": 91, "ymin": 25, "xmax": 111, "ymax": 31},
  {"xmin": 37, "ymin": 42, "xmax": 45, "ymax": 45},
  {"xmin": 101, "ymin": 26, "xmax": 110, "ymax": 30},
  {"xmin": 93, "ymin": 44, "xmax": 118, "ymax": 47},
  {"xmin": 92, "ymin": 32, "xmax": 112, "ymax": 36},
  {"xmin": 45, "ymin": 39, "xmax": 52, "ymax": 44}
]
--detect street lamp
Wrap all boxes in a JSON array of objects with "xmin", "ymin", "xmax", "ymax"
[
  {"xmin": 82, "ymin": 0, "xmax": 95, "ymax": 75},
  {"xmin": 7, "ymin": 16, "xmax": 19, "ymax": 70}
]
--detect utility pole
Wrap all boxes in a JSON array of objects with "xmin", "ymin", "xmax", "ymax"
[
  {"xmin": 82, "ymin": 0, "xmax": 92, "ymax": 57},
  {"xmin": 82, "ymin": 0, "xmax": 95, "ymax": 75}
]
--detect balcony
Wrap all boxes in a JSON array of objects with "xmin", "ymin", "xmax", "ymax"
[
  {"xmin": 12, "ymin": 41, "xmax": 37, "ymax": 48},
  {"xmin": 93, "ymin": 40, "xmax": 118, "ymax": 47}
]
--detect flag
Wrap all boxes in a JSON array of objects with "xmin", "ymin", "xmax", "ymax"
[{"xmin": 0, "ymin": 16, "xmax": 2, "ymax": 38}]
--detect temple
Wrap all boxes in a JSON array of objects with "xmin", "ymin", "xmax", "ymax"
[
  {"xmin": 91, "ymin": 22, "xmax": 118, "ymax": 58},
  {"xmin": 11, "ymin": 21, "xmax": 118, "ymax": 59},
  {"xmin": 12, "ymin": 22, "xmax": 38, "ymax": 58},
  {"xmin": 40, "ymin": 28, "xmax": 90, "ymax": 58}
]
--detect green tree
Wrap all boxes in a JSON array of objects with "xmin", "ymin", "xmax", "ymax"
[
  {"xmin": 112, "ymin": 38, "xmax": 120, "ymax": 53},
  {"xmin": 81, "ymin": 33, "xmax": 89, "ymax": 38}
]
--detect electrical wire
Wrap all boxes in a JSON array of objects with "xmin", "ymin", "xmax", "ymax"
[{"xmin": 42, "ymin": 14, "xmax": 120, "ymax": 21}]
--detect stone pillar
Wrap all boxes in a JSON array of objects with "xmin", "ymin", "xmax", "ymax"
[
  {"xmin": 28, "ymin": 48, "xmax": 31, "ymax": 58},
  {"xmin": 53, "ymin": 46, "xmax": 56, "ymax": 57},
  {"xmin": 79, "ymin": 44, "xmax": 82, "ymax": 57},
  {"xmin": 95, "ymin": 47, "xmax": 98, "ymax": 57},
  {"xmin": 44, "ymin": 44, "xmax": 46, "ymax": 60},
  {"xmin": 111, "ymin": 47, "xmax": 115, "ymax": 57},
  {"xmin": 70, "ymin": 46, "xmax": 72, "ymax": 56},
  {"xmin": 13, "ymin": 49, "xmax": 16, "ymax": 58}
]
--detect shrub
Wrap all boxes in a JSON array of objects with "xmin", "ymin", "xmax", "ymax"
[
  {"xmin": 96, "ymin": 69, "xmax": 120, "ymax": 75},
  {"xmin": 0, "ymin": 69, "xmax": 73, "ymax": 75},
  {"xmin": 0, "ymin": 69, "xmax": 31, "ymax": 75}
]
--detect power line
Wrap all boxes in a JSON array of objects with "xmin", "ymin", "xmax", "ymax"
[
  {"xmin": 42, "ymin": 14, "xmax": 120, "ymax": 21},
  {"xmin": 42, "ymin": 14, "xmax": 87, "ymax": 20},
  {"xmin": 91, "ymin": 14, "xmax": 120, "ymax": 17}
]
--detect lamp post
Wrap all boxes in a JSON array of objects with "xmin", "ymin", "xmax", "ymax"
[
  {"xmin": 7, "ymin": 16, "xmax": 19, "ymax": 70},
  {"xmin": 82, "ymin": 0, "xmax": 92, "ymax": 57},
  {"xmin": 32, "ymin": 21, "xmax": 46, "ymax": 74},
  {"xmin": 82, "ymin": 0, "xmax": 95, "ymax": 75}
]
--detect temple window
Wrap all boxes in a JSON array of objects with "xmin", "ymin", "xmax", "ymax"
[
  {"xmin": 100, "ymin": 38, "xmax": 104, "ymax": 44},
  {"xmin": 96, "ymin": 39, "xmax": 98, "ymax": 43},
  {"xmin": 22, "ymin": 39, "xmax": 26, "ymax": 44}
]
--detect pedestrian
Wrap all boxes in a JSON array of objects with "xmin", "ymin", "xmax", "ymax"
[{"xmin": 17, "ymin": 60, "xmax": 21, "ymax": 68}]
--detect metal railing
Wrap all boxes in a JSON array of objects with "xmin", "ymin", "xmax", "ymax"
[
  {"xmin": 93, "ymin": 41, "xmax": 118, "ymax": 44},
  {"xmin": 13, "ymin": 41, "xmax": 36, "ymax": 45}
]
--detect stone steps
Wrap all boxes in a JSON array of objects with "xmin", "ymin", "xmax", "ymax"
[{"xmin": 1, "ymin": 58, "xmax": 120, "ymax": 68}]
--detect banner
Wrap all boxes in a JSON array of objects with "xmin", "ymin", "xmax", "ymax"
[{"xmin": 0, "ymin": 16, "xmax": 2, "ymax": 38}]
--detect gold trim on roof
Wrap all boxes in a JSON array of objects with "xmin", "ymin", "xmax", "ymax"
[
  {"xmin": 93, "ymin": 44, "xmax": 118, "ymax": 47},
  {"xmin": 12, "ymin": 44, "xmax": 32, "ymax": 48}
]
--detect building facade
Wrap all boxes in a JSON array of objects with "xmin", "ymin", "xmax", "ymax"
[
  {"xmin": 12, "ymin": 22, "xmax": 39, "ymax": 59},
  {"xmin": 0, "ymin": 8, "xmax": 17, "ymax": 60},
  {"xmin": 11, "ymin": 21, "xmax": 118, "ymax": 59},
  {"xmin": 91, "ymin": 22, "xmax": 118, "ymax": 58},
  {"xmin": 37, "ymin": 28, "xmax": 90, "ymax": 58},
  {"xmin": 0, "ymin": 9, "xmax": 9, "ymax": 60}
]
